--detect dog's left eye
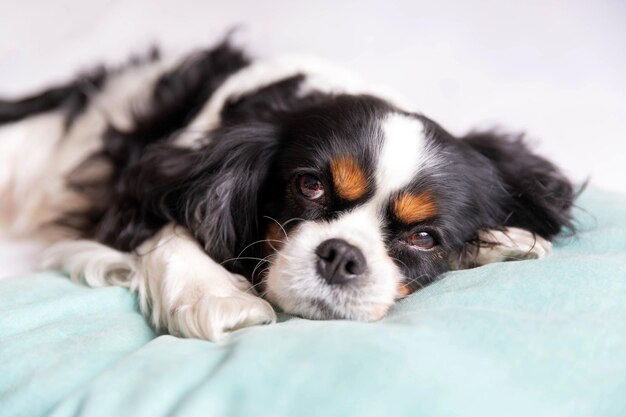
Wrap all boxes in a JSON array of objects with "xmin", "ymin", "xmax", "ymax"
[{"xmin": 297, "ymin": 174, "xmax": 325, "ymax": 200}]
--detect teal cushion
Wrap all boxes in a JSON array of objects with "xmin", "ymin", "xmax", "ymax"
[{"xmin": 1, "ymin": 188, "xmax": 625, "ymax": 417}]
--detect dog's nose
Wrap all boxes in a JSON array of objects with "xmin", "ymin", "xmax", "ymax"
[{"xmin": 315, "ymin": 238, "xmax": 367, "ymax": 285}]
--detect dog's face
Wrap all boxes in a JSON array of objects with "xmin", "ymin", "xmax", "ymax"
[
  {"xmin": 254, "ymin": 94, "xmax": 540, "ymax": 320},
  {"xmin": 260, "ymin": 96, "xmax": 456, "ymax": 320},
  {"xmin": 137, "ymin": 94, "xmax": 573, "ymax": 322}
]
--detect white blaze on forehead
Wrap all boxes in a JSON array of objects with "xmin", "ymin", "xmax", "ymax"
[{"xmin": 375, "ymin": 113, "xmax": 426, "ymax": 198}]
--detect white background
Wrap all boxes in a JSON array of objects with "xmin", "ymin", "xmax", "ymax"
[{"xmin": 0, "ymin": 0, "xmax": 624, "ymax": 277}]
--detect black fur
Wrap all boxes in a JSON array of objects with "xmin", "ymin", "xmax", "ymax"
[
  {"xmin": 98, "ymin": 122, "xmax": 280, "ymax": 261},
  {"xmin": 66, "ymin": 41, "xmax": 251, "ymax": 245},
  {"xmin": 461, "ymin": 131, "xmax": 575, "ymax": 238}
]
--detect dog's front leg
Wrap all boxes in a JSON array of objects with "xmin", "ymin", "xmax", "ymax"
[
  {"xmin": 44, "ymin": 223, "xmax": 276, "ymax": 341},
  {"xmin": 136, "ymin": 223, "xmax": 277, "ymax": 340}
]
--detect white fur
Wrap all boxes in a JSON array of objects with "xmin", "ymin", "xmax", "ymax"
[
  {"xmin": 44, "ymin": 223, "xmax": 276, "ymax": 341},
  {"xmin": 376, "ymin": 113, "xmax": 427, "ymax": 196},
  {"xmin": 0, "ymin": 113, "xmax": 66, "ymax": 237}
]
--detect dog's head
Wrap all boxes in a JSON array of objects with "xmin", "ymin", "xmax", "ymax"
[{"xmin": 136, "ymin": 94, "xmax": 574, "ymax": 320}]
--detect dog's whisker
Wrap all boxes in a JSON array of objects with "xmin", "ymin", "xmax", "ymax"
[
  {"xmin": 244, "ymin": 279, "xmax": 267, "ymax": 295},
  {"xmin": 219, "ymin": 256, "xmax": 271, "ymax": 266},
  {"xmin": 280, "ymin": 217, "xmax": 305, "ymax": 229},
  {"xmin": 254, "ymin": 268, "xmax": 273, "ymax": 289},
  {"xmin": 399, "ymin": 280, "xmax": 424, "ymax": 292},
  {"xmin": 263, "ymin": 216, "xmax": 289, "ymax": 241},
  {"xmin": 233, "ymin": 238, "xmax": 284, "ymax": 260},
  {"xmin": 258, "ymin": 287, "xmax": 271, "ymax": 299},
  {"xmin": 274, "ymin": 251, "xmax": 300, "ymax": 262},
  {"xmin": 390, "ymin": 256, "xmax": 410, "ymax": 272},
  {"xmin": 252, "ymin": 254, "xmax": 275, "ymax": 279},
  {"xmin": 388, "ymin": 256, "xmax": 427, "ymax": 290}
]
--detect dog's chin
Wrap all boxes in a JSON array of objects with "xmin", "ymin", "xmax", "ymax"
[{"xmin": 264, "ymin": 278, "xmax": 394, "ymax": 321}]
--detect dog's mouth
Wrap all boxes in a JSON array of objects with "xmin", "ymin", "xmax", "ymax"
[{"xmin": 262, "ymin": 248, "xmax": 400, "ymax": 321}]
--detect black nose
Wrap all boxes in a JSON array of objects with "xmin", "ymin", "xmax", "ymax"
[{"xmin": 315, "ymin": 238, "xmax": 367, "ymax": 285}]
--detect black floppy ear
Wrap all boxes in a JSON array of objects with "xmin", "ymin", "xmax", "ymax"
[
  {"xmin": 462, "ymin": 131, "xmax": 575, "ymax": 239},
  {"xmin": 176, "ymin": 122, "xmax": 280, "ymax": 262},
  {"xmin": 97, "ymin": 122, "xmax": 280, "ymax": 264},
  {"xmin": 453, "ymin": 131, "xmax": 575, "ymax": 269}
]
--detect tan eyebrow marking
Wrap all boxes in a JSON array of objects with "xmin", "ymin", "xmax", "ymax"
[
  {"xmin": 330, "ymin": 157, "xmax": 368, "ymax": 201},
  {"xmin": 394, "ymin": 192, "xmax": 438, "ymax": 224}
]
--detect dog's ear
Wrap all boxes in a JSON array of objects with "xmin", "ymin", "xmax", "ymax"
[
  {"xmin": 170, "ymin": 123, "xmax": 278, "ymax": 262},
  {"xmin": 105, "ymin": 122, "xmax": 280, "ymax": 264},
  {"xmin": 455, "ymin": 131, "xmax": 575, "ymax": 268},
  {"xmin": 178, "ymin": 123, "xmax": 280, "ymax": 263},
  {"xmin": 463, "ymin": 131, "xmax": 575, "ymax": 238}
]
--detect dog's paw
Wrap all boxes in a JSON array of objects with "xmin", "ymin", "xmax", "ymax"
[
  {"xmin": 169, "ymin": 290, "xmax": 277, "ymax": 341},
  {"xmin": 456, "ymin": 227, "xmax": 553, "ymax": 269},
  {"xmin": 474, "ymin": 227, "xmax": 552, "ymax": 265}
]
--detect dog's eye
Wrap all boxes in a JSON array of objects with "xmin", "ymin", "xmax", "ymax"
[
  {"xmin": 298, "ymin": 174, "xmax": 325, "ymax": 200},
  {"xmin": 408, "ymin": 231, "xmax": 436, "ymax": 250}
]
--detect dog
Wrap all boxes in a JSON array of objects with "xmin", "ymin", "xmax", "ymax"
[{"xmin": 0, "ymin": 39, "xmax": 575, "ymax": 341}]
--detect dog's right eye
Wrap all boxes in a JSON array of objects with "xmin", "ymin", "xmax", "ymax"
[
  {"xmin": 406, "ymin": 231, "xmax": 436, "ymax": 250},
  {"xmin": 297, "ymin": 174, "xmax": 325, "ymax": 200}
]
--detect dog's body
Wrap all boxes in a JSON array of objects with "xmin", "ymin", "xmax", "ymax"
[{"xmin": 0, "ymin": 41, "xmax": 574, "ymax": 341}]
